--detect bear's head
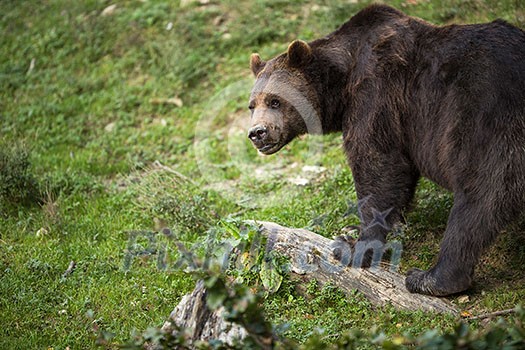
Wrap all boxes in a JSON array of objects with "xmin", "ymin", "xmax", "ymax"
[{"xmin": 247, "ymin": 40, "xmax": 322, "ymax": 155}]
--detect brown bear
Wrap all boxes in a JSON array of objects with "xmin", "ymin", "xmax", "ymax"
[{"xmin": 247, "ymin": 4, "xmax": 525, "ymax": 296}]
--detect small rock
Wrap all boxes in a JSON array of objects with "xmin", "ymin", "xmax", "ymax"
[
  {"xmin": 311, "ymin": 5, "xmax": 329, "ymax": 12},
  {"xmin": 166, "ymin": 22, "xmax": 173, "ymax": 31},
  {"xmin": 104, "ymin": 122, "xmax": 116, "ymax": 132},
  {"xmin": 302, "ymin": 165, "xmax": 326, "ymax": 174},
  {"xmin": 213, "ymin": 15, "xmax": 226, "ymax": 27},
  {"xmin": 288, "ymin": 177, "xmax": 309, "ymax": 186},
  {"xmin": 150, "ymin": 97, "xmax": 183, "ymax": 107},
  {"xmin": 180, "ymin": 0, "xmax": 210, "ymax": 7},
  {"xmin": 101, "ymin": 4, "xmax": 117, "ymax": 16},
  {"xmin": 167, "ymin": 97, "xmax": 183, "ymax": 107},
  {"xmin": 254, "ymin": 168, "xmax": 266, "ymax": 177}
]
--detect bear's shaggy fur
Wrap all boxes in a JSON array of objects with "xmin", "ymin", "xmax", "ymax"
[{"xmin": 247, "ymin": 4, "xmax": 525, "ymax": 296}]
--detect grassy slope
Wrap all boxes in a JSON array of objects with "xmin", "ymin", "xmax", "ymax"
[{"xmin": 1, "ymin": 0, "xmax": 524, "ymax": 348}]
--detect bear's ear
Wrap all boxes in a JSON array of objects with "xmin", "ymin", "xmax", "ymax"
[
  {"xmin": 287, "ymin": 40, "xmax": 312, "ymax": 67},
  {"xmin": 250, "ymin": 53, "xmax": 266, "ymax": 77}
]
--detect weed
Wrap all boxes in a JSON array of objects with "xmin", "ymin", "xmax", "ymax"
[{"xmin": 0, "ymin": 144, "xmax": 40, "ymax": 211}]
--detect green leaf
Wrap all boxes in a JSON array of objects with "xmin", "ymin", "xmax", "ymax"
[
  {"xmin": 207, "ymin": 289, "xmax": 227, "ymax": 311},
  {"xmin": 259, "ymin": 260, "xmax": 283, "ymax": 293}
]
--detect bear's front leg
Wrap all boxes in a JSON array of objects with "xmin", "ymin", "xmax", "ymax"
[
  {"xmin": 405, "ymin": 193, "xmax": 498, "ymax": 296},
  {"xmin": 343, "ymin": 155, "xmax": 419, "ymax": 268}
]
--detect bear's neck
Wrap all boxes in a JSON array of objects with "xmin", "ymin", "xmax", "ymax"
[{"xmin": 307, "ymin": 39, "xmax": 355, "ymax": 134}]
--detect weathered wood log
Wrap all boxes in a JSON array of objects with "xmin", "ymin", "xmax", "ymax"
[
  {"xmin": 254, "ymin": 221, "xmax": 458, "ymax": 314},
  {"xmin": 161, "ymin": 221, "xmax": 458, "ymax": 348},
  {"xmin": 160, "ymin": 280, "xmax": 247, "ymax": 347}
]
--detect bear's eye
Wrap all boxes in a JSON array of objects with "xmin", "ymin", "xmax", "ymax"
[{"xmin": 270, "ymin": 99, "xmax": 280, "ymax": 109}]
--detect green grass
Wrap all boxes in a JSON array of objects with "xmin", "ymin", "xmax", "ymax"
[{"xmin": 1, "ymin": 0, "xmax": 524, "ymax": 348}]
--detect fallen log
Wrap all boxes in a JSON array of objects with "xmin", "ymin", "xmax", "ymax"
[
  {"xmin": 255, "ymin": 221, "xmax": 458, "ymax": 314},
  {"xmin": 160, "ymin": 221, "xmax": 458, "ymax": 347}
]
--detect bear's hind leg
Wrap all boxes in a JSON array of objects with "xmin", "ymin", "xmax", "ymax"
[{"xmin": 405, "ymin": 191, "xmax": 513, "ymax": 296}]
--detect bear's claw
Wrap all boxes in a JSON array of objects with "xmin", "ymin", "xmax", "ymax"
[
  {"xmin": 405, "ymin": 268, "xmax": 441, "ymax": 295},
  {"xmin": 405, "ymin": 267, "xmax": 472, "ymax": 296}
]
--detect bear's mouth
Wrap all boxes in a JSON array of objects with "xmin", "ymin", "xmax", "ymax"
[{"xmin": 257, "ymin": 142, "xmax": 283, "ymax": 155}]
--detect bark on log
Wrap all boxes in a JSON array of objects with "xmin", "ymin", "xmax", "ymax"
[{"xmin": 254, "ymin": 221, "xmax": 458, "ymax": 314}]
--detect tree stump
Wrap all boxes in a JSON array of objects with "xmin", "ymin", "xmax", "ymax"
[{"xmin": 161, "ymin": 280, "xmax": 247, "ymax": 346}]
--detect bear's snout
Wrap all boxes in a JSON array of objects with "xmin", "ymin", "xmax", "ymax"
[
  {"xmin": 248, "ymin": 125, "xmax": 268, "ymax": 144},
  {"xmin": 247, "ymin": 124, "xmax": 283, "ymax": 154}
]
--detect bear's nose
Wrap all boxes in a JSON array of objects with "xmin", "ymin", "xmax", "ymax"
[{"xmin": 248, "ymin": 125, "xmax": 268, "ymax": 143}]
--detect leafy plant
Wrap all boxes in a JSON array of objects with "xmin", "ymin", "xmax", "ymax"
[
  {"xmin": 126, "ymin": 268, "xmax": 525, "ymax": 349},
  {"xmin": 0, "ymin": 144, "xmax": 40, "ymax": 211}
]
